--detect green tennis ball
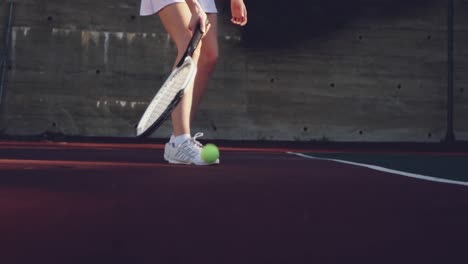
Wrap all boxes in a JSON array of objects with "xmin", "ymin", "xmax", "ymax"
[{"xmin": 201, "ymin": 143, "xmax": 219, "ymax": 163}]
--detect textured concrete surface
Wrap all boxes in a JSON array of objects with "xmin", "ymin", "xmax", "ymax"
[{"xmin": 0, "ymin": 0, "xmax": 467, "ymax": 141}]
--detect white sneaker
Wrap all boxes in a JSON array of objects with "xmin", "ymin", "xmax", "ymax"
[{"xmin": 164, "ymin": 132, "xmax": 220, "ymax": 165}]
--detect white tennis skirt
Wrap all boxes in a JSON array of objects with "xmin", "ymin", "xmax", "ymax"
[{"xmin": 140, "ymin": 0, "xmax": 217, "ymax": 16}]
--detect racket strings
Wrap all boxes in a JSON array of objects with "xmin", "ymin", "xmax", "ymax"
[
  {"xmin": 139, "ymin": 62, "xmax": 194, "ymax": 131},
  {"xmin": 149, "ymin": 67, "xmax": 190, "ymax": 118}
]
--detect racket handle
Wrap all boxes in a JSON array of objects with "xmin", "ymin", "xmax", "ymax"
[
  {"xmin": 176, "ymin": 20, "xmax": 209, "ymax": 67},
  {"xmin": 187, "ymin": 19, "xmax": 208, "ymax": 56}
]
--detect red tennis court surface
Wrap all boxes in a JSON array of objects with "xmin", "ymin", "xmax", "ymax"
[{"xmin": 1, "ymin": 141, "xmax": 467, "ymax": 264}]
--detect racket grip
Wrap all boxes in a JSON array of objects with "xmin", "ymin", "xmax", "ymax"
[{"xmin": 187, "ymin": 19, "xmax": 209, "ymax": 56}]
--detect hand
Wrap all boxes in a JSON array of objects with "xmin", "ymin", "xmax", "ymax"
[
  {"xmin": 187, "ymin": 0, "xmax": 211, "ymax": 33},
  {"xmin": 231, "ymin": 0, "xmax": 247, "ymax": 26}
]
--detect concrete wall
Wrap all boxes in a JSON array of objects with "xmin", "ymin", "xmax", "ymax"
[
  {"xmin": 0, "ymin": 0, "xmax": 467, "ymax": 142},
  {"xmin": 454, "ymin": 0, "xmax": 468, "ymax": 140}
]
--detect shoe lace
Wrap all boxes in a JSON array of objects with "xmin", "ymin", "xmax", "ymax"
[
  {"xmin": 190, "ymin": 132, "xmax": 204, "ymax": 150},
  {"xmin": 178, "ymin": 132, "xmax": 204, "ymax": 154},
  {"xmin": 175, "ymin": 133, "xmax": 204, "ymax": 161},
  {"xmin": 175, "ymin": 133, "xmax": 204, "ymax": 160}
]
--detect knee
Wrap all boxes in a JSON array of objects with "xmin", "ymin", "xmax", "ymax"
[{"xmin": 200, "ymin": 47, "xmax": 218, "ymax": 69}]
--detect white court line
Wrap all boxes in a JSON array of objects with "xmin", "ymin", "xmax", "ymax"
[{"xmin": 287, "ymin": 152, "xmax": 468, "ymax": 187}]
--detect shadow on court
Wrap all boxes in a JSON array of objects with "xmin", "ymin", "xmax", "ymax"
[{"xmin": 0, "ymin": 141, "xmax": 467, "ymax": 264}]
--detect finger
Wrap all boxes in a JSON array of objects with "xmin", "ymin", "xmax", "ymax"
[
  {"xmin": 231, "ymin": 17, "xmax": 241, "ymax": 25},
  {"xmin": 188, "ymin": 17, "xmax": 197, "ymax": 32},
  {"xmin": 205, "ymin": 18, "xmax": 211, "ymax": 34},
  {"xmin": 242, "ymin": 7, "xmax": 248, "ymax": 26},
  {"xmin": 240, "ymin": 17, "xmax": 247, "ymax": 26},
  {"xmin": 199, "ymin": 17, "xmax": 206, "ymax": 33}
]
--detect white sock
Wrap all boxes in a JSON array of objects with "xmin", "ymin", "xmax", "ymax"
[{"xmin": 170, "ymin": 134, "xmax": 191, "ymax": 146}]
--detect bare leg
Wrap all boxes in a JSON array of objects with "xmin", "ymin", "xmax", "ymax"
[
  {"xmin": 190, "ymin": 13, "xmax": 219, "ymax": 122},
  {"xmin": 158, "ymin": 3, "xmax": 202, "ymax": 136}
]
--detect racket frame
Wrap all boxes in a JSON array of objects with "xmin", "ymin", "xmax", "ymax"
[
  {"xmin": 136, "ymin": 21, "xmax": 206, "ymax": 138},
  {"xmin": 136, "ymin": 57, "xmax": 196, "ymax": 137}
]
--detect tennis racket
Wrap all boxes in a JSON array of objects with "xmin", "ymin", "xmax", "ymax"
[{"xmin": 136, "ymin": 20, "xmax": 207, "ymax": 138}]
